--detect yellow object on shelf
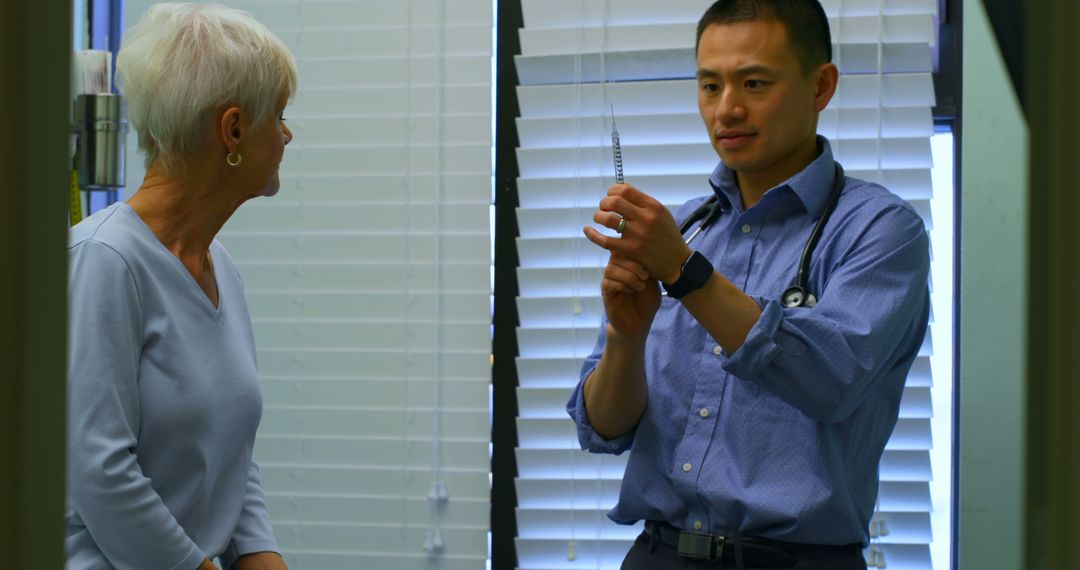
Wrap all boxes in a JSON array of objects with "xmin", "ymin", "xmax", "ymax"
[{"xmin": 69, "ymin": 168, "xmax": 83, "ymax": 225}]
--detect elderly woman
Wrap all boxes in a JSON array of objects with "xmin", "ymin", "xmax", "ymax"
[{"xmin": 66, "ymin": 4, "xmax": 294, "ymax": 569}]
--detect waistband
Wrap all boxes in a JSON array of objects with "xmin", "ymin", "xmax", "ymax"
[{"xmin": 643, "ymin": 521, "xmax": 863, "ymax": 569}]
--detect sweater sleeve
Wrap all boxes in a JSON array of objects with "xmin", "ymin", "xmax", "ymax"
[
  {"xmin": 67, "ymin": 239, "xmax": 207, "ymax": 570},
  {"xmin": 219, "ymin": 461, "xmax": 280, "ymax": 568}
]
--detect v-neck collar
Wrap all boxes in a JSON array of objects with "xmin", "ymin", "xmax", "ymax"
[{"xmin": 117, "ymin": 202, "xmax": 225, "ymax": 319}]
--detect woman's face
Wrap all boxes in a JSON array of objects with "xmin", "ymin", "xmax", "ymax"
[{"xmin": 241, "ymin": 93, "xmax": 292, "ymax": 197}]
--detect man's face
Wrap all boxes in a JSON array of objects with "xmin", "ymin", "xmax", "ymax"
[{"xmin": 696, "ymin": 19, "xmax": 827, "ymax": 183}]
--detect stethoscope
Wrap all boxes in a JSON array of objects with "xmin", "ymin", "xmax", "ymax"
[{"xmin": 677, "ymin": 163, "xmax": 845, "ymax": 308}]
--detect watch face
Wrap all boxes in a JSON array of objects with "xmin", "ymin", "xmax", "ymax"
[
  {"xmin": 664, "ymin": 251, "xmax": 714, "ymax": 299},
  {"xmin": 684, "ymin": 251, "xmax": 713, "ymax": 288}
]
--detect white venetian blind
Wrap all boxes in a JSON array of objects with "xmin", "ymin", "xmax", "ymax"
[
  {"xmin": 511, "ymin": 1, "xmax": 952, "ymax": 569},
  {"xmin": 122, "ymin": 1, "xmax": 494, "ymax": 568}
]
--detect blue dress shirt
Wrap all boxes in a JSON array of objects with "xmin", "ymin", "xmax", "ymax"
[{"xmin": 567, "ymin": 138, "xmax": 931, "ymax": 547}]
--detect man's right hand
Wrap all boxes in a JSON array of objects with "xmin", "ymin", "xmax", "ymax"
[
  {"xmin": 198, "ymin": 559, "xmax": 218, "ymax": 570},
  {"xmin": 581, "ymin": 252, "xmax": 656, "ymax": 440},
  {"xmin": 600, "ymin": 253, "xmax": 661, "ymax": 340}
]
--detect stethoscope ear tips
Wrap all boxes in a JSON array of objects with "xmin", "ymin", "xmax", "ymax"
[{"xmin": 782, "ymin": 287, "xmax": 818, "ymax": 309}]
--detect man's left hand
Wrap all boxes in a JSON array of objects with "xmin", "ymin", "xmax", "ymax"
[
  {"xmin": 232, "ymin": 552, "xmax": 288, "ymax": 570},
  {"xmin": 583, "ymin": 183, "xmax": 692, "ymax": 284}
]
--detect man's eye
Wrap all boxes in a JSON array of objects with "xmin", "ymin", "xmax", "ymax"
[
  {"xmin": 745, "ymin": 80, "xmax": 765, "ymax": 89},
  {"xmin": 702, "ymin": 83, "xmax": 719, "ymax": 93}
]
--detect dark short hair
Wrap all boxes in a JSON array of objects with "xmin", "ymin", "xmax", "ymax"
[{"xmin": 695, "ymin": 0, "xmax": 832, "ymax": 74}]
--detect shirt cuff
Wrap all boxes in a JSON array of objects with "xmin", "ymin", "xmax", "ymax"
[
  {"xmin": 220, "ymin": 540, "xmax": 281, "ymax": 570},
  {"xmin": 723, "ymin": 297, "xmax": 805, "ymax": 380},
  {"xmin": 168, "ymin": 543, "xmax": 208, "ymax": 570},
  {"xmin": 565, "ymin": 365, "xmax": 636, "ymax": 455}
]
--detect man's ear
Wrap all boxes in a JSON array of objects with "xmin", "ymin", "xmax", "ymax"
[
  {"xmin": 218, "ymin": 106, "xmax": 243, "ymax": 153},
  {"xmin": 813, "ymin": 63, "xmax": 839, "ymax": 113}
]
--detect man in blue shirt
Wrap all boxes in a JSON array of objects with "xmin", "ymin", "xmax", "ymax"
[{"xmin": 568, "ymin": 1, "xmax": 931, "ymax": 569}]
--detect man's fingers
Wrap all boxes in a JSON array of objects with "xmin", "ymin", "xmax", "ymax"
[
  {"xmin": 604, "ymin": 263, "xmax": 648, "ymax": 291},
  {"xmin": 600, "ymin": 278, "xmax": 638, "ymax": 296},
  {"xmin": 592, "ymin": 210, "xmax": 625, "ymax": 232},
  {"xmin": 598, "ymin": 195, "xmax": 647, "ymax": 221},
  {"xmin": 583, "ymin": 226, "xmax": 628, "ymax": 253},
  {"xmin": 608, "ymin": 184, "xmax": 661, "ymax": 210},
  {"xmin": 610, "ymin": 255, "xmax": 650, "ymax": 281}
]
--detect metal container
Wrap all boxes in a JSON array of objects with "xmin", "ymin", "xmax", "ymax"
[{"xmin": 75, "ymin": 93, "xmax": 128, "ymax": 190}]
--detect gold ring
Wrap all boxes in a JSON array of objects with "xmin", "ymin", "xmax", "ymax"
[{"xmin": 616, "ymin": 218, "xmax": 627, "ymax": 233}]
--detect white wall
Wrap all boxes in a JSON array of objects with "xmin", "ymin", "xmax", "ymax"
[{"xmin": 958, "ymin": 0, "xmax": 1027, "ymax": 568}]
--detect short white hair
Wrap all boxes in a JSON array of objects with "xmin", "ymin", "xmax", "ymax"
[{"xmin": 115, "ymin": 3, "xmax": 298, "ymax": 172}]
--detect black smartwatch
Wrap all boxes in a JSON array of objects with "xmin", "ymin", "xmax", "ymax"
[{"xmin": 662, "ymin": 251, "xmax": 714, "ymax": 299}]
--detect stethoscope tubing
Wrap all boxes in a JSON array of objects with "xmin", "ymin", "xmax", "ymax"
[{"xmin": 674, "ymin": 163, "xmax": 845, "ymax": 307}]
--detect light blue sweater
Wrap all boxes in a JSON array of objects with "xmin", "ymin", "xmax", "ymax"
[{"xmin": 66, "ymin": 202, "xmax": 278, "ymax": 570}]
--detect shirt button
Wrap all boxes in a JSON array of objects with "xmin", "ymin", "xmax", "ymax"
[
  {"xmin": 712, "ymin": 345, "xmax": 722, "ymax": 356},
  {"xmin": 699, "ymin": 408, "xmax": 710, "ymax": 418},
  {"xmin": 741, "ymin": 224, "xmax": 752, "ymax": 234},
  {"xmin": 693, "ymin": 520, "xmax": 704, "ymax": 530},
  {"xmin": 682, "ymin": 463, "xmax": 692, "ymax": 472}
]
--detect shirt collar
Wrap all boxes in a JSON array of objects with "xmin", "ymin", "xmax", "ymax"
[{"xmin": 707, "ymin": 136, "xmax": 838, "ymax": 219}]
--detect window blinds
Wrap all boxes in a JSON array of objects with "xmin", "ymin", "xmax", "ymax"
[
  {"xmin": 512, "ymin": 1, "xmax": 951, "ymax": 569},
  {"xmin": 121, "ymin": 1, "xmax": 494, "ymax": 568}
]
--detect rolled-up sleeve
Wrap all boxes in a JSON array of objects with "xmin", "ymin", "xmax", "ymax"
[
  {"xmin": 723, "ymin": 203, "xmax": 931, "ymax": 423},
  {"xmin": 565, "ymin": 317, "xmax": 636, "ymax": 454}
]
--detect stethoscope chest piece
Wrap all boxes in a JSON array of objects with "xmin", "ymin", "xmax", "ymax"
[{"xmin": 781, "ymin": 285, "xmax": 818, "ymax": 309}]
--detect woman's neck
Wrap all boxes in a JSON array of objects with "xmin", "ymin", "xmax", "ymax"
[{"xmin": 127, "ymin": 160, "xmax": 243, "ymax": 260}]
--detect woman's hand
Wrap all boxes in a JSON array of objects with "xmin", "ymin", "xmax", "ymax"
[{"xmin": 232, "ymin": 552, "xmax": 289, "ymax": 570}]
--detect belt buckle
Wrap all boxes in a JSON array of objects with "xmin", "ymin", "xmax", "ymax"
[{"xmin": 677, "ymin": 531, "xmax": 725, "ymax": 560}]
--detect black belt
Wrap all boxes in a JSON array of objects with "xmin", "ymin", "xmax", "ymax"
[{"xmin": 643, "ymin": 521, "xmax": 862, "ymax": 569}]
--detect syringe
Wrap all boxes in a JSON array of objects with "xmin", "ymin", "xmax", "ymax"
[{"xmin": 611, "ymin": 104, "xmax": 624, "ymax": 184}]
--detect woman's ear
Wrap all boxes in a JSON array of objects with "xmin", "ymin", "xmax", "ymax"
[
  {"xmin": 813, "ymin": 63, "xmax": 839, "ymax": 113},
  {"xmin": 218, "ymin": 106, "xmax": 243, "ymax": 153}
]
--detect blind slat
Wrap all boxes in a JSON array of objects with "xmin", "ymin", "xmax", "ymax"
[
  {"xmin": 271, "ymin": 523, "xmax": 487, "ymax": 555},
  {"xmin": 247, "ymin": 291, "xmax": 490, "ymax": 320},
  {"xmin": 520, "ymin": 16, "xmax": 934, "ymax": 57},
  {"xmin": 518, "ymin": 108, "xmax": 932, "ymax": 150},
  {"xmin": 258, "ymin": 435, "xmax": 489, "ymax": 467},
  {"xmin": 237, "ymin": 262, "xmax": 490, "ymax": 293},
  {"xmin": 261, "ymin": 378, "xmax": 490, "ymax": 409},
  {"xmin": 516, "ymin": 139, "xmax": 931, "ymax": 179},
  {"xmin": 522, "ymin": 0, "xmax": 936, "ymax": 26},
  {"xmin": 517, "ymin": 538, "xmax": 636, "ymax": 568},
  {"xmin": 261, "ymin": 408, "xmax": 490, "ymax": 439},
  {"xmin": 256, "ymin": 349, "xmax": 490, "ymax": 379},
  {"xmin": 517, "ymin": 169, "xmax": 933, "ymax": 211},
  {"xmin": 515, "ymin": 44, "xmax": 929, "ymax": 85},
  {"xmin": 260, "ymin": 465, "xmax": 489, "ymax": 498},
  {"xmin": 517, "ymin": 76, "xmax": 933, "ymax": 118}
]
